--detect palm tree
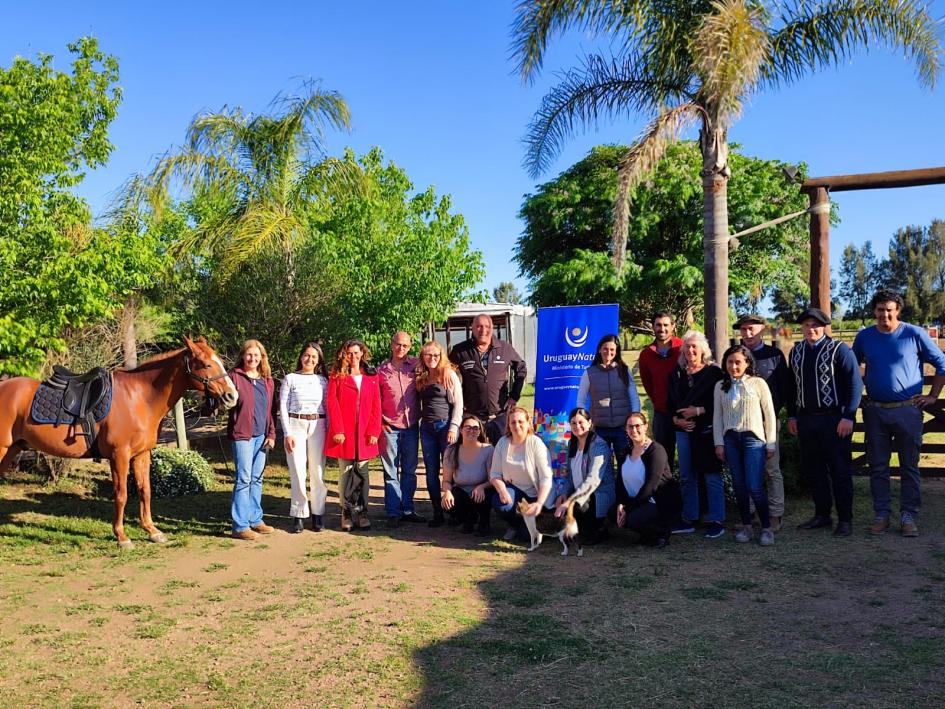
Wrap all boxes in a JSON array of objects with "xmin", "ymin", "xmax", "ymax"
[
  {"xmin": 514, "ymin": 0, "xmax": 941, "ymax": 357},
  {"xmin": 148, "ymin": 81, "xmax": 357, "ymax": 285}
]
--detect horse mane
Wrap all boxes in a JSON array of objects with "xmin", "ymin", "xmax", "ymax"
[{"xmin": 121, "ymin": 347, "xmax": 187, "ymax": 373}]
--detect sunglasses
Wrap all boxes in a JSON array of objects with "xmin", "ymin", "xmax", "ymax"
[{"xmin": 462, "ymin": 425, "xmax": 481, "ymax": 432}]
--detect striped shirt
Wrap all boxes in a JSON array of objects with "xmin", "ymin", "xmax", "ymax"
[{"xmin": 279, "ymin": 373, "xmax": 328, "ymax": 432}]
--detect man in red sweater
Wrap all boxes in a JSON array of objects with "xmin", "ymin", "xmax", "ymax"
[{"xmin": 639, "ymin": 310, "xmax": 683, "ymax": 467}]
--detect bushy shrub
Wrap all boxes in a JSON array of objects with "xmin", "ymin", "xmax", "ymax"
[{"xmin": 145, "ymin": 448, "xmax": 215, "ymax": 497}]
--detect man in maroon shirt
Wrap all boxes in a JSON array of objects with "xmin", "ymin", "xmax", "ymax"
[
  {"xmin": 378, "ymin": 332, "xmax": 423, "ymax": 527},
  {"xmin": 638, "ymin": 310, "xmax": 683, "ymax": 466}
]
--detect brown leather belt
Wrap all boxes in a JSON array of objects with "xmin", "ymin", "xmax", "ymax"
[{"xmin": 288, "ymin": 412, "xmax": 325, "ymax": 420}]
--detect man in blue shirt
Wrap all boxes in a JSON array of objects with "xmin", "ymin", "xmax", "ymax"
[
  {"xmin": 853, "ymin": 290, "xmax": 945, "ymax": 537},
  {"xmin": 786, "ymin": 308, "xmax": 863, "ymax": 537}
]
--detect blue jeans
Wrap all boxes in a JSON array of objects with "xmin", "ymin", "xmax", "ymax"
[
  {"xmin": 864, "ymin": 405, "xmax": 923, "ymax": 517},
  {"xmin": 420, "ymin": 419, "xmax": 450, "ymax": 502},
  {"xmin": 231, "ymin": 435, "xmax": 266, "ymax": 532},
  {"xmin": 724, "ymin": 430, "xmax": 769, "ymax": 527},
  {"xmin": 491, "ymin": 483, "xmax": 536, "ymax": 534},
  {"xmin": 596, "ymin": 425, "xmax": 629, "ymax": 460},
  {"xmin": 380, "ymin": 424, "xmax": 419, "ymax": 518},
  {"xmin": 676, "ymin": 430, "xmax": 725, "ymax": 523}
]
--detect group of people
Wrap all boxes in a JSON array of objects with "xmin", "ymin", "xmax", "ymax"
[{"xmin": 220, "ymin": 290, "xmax": 945, "ymax": 549}]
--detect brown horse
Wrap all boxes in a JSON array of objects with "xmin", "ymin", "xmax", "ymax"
[{"xmin": 0, "ymin": 336, "xmax": 238, "ymax": 548}]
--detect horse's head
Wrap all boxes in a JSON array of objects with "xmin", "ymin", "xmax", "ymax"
[{"xmin": 183, "ymin": 336, "xmax": 239, "ymax": 410}]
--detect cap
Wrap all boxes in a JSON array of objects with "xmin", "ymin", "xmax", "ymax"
[
  {"xmin": 734, "ymin": 314, "xmax": 766, "ymax": 328},
  {"xmin": 796, "ymin": 307, "xmax": 831, "ymax": 326}
]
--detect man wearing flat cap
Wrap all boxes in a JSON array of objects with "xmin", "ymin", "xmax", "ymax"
[
  {"xmin": 852, "ymin": 289, "xmax": 945, "ymax": 537},
  {"xmin": 786, "ymin": 307, "xmax": 863, "ymax": 536},
  {"xmin": 736, "ymin": 313, "xmax": 790, "ymax": 531}
]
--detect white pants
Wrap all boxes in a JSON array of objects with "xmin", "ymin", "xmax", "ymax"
[{"xmin": 284, "ymin": 416, "xmax": 327, "ymax": 517}]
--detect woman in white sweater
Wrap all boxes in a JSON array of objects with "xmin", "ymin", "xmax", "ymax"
[
  {"xmin": 490, "ymin": 406, "xmax": 553, "ymax": 542},
  {"xmin": 713, "ymin": 344, "xmax": 777, "ymax": 546},
  {"xmin": 280, "ymin": 342, "xmax": 329, "ymax": 533}
]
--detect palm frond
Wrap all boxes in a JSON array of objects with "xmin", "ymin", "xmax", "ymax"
[
  {"xmin": 511, "ymin": 0, "xmax": 652, "ymax": 81},
  {"xmin": 763, "ymin": 0, "xmax": 943, "ymax": 90},
  {"xmin": 611, "ymin": 102, "xmax": 702, "ymax": 271},
  {"xmin": 691, "ymin": 0, "xmax": 769, "ymax": 123},
  {"xmin": 272, "ymin": 79, "xmax": 352, "ymax": 157},
  {"xmin": 523, "ymin": 53, "xmax": 692, "ymax": 177}
]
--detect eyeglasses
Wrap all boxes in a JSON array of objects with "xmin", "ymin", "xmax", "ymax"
[
  {"xmin": 627, "ymin": 423, "xmax": 645, "ymax": 430},
  {"xmin": 462, "ymin": 425, "xmax": 481, "ymax": 432},
  {"xmin": 423, "ymin": 353, "xmax": 441, "ymax": 358}
]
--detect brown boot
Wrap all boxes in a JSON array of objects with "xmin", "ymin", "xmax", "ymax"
[
  {"xmin": 769, "ymin": 516, "xmax": 782, "ymax": 533},
  {"xmin": 357, "ymin": 512, "xmax": 371, "ymax": 530},
  {"xmin": 251, "ymin": 523, "xmax": 274, "ymax": 534},
  {"xmin": 232, "ymin": 529, "xmax": 258, "ymax": 541},
  {"xmin": 340, "ymin": 507, "xmax": 352, "ymax": 532},
  {"xmin": 868, "ymin": 516, "xmax": 890, "ymax": 535}
]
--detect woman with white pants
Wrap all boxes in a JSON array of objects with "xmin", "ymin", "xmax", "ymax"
[{"xmin": 280, "ymin": 342, "xmax": 329, "ymax": 533}]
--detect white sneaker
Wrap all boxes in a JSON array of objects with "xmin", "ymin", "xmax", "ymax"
[
  {"xmin": 734, "ymin": 526, "xmax": 752, "ymax": 543},
  {"xmin": 759, "ymin": 528, "xmax": 775, "ymax": 546}
]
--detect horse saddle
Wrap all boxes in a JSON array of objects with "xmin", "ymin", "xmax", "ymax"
[{"xmin": 30, "ymin": 365, "xmax": 113, "ymax": 445}]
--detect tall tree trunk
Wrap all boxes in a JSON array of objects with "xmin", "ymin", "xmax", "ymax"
[
  {"xmin": 120, "ymin": 296, "xmax": 138, "ymax": 369},
  {"xmin": 700, "ymin": 123, "xmax": 730, "ymax": 361}
]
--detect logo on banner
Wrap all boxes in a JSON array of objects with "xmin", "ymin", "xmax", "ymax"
[{"xmin": 564, "ymin": 326, "xmax": 588, "ymax": 348}]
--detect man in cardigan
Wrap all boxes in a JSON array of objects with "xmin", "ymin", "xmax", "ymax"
[
  {"xmin": 736, "ymin": 314, "xmax": 790, "ymax": 531},
  {"xmin": 853, "ymin": 290, "xmax": 945, "ymax": 537},
  {"xmin": 639, "ymin": 311, "xmax": 683, "ymax": 466},
  {"xmin": 786, "ymin": 308, "xmax": 863, "ymax": 537}
]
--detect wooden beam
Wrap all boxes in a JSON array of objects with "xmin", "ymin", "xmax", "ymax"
[
  {"xmin": 807, "ymin": 187, "xmax": 831, "ymax": 317},
  {"xmin": 802, "ymin": 166, "xmax": 945, "ymax": 193}
]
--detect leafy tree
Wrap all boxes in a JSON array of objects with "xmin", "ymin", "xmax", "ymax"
[
  {"xmin": 513, "ymin": 0, "xmax": 941, "ymax": 358},
  {"xmin": 148, "ymin": 81, "xmax": 356, "ymax": 286},
  {"xmin": 839, "ymin": 241, "xmax": 882, "ymax": 323},
  {"xmin": 885, "ymin": 220, "xmax": 945, "ymax": 324},
  {"xmin": 0, "ymin": 38, "xmax": 156, "ymax": 376},
  {"xmin": 517, "ymin": 142, "xmax": 810, "ymax": 328},
  {"xmin": 492, "ymin": 282, "xmax": 523, "ymax": 304}
]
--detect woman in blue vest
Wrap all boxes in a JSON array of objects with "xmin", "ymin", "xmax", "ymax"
[
  {"xmin": 576, "ymin": 334, "xmax": 642, "ymax": 459},
  {"xmin": 553, "ymin": 407, "xmax": 616, "ymax": 544}
]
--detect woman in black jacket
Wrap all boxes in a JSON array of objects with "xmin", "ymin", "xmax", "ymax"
[
  {"xmin": 667, "ymin": 330, "xmax": 725, "ymax": 539},
  {"xmin": 616, "ymin": 412, "xmax": 682, "ymax": 548}
]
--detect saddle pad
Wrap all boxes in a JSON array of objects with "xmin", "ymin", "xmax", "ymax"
[{"xmin": 30, "ymin": 376, "xmax": 113, "ymax": 425}]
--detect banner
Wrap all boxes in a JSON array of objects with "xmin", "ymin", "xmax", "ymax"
[{"xmin": 533, "ymin": 304, "xmax": 619, "ymax": 498}]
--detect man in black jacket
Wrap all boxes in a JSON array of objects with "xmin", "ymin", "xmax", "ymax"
[
  {"xmin": 449, "ymin": 313, "xmax": 527, "ymax": 444},
  {"xmin": 736, "ymin": 314, "xmax": 790, "ymax": 531}
]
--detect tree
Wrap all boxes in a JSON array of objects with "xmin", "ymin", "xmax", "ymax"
[
  {"xmin": 0, "ymin": 38, "xmax": 154, "ymax": 376},
  {"xmin": 885, "ymin": 219, "xmax": 945, "ymax": 324},
  {"xmin": 148, "ymin": 81, "xmax": 356, "ymax": 286},
  {"xmin": 492, "ymin": 282, "xmax": 523, "ymax": 304},
  {"xmin": 516, "ymin": 141, "xmax": 810, "ymax": 327},
  {"xmin": 839, "ymin": 241, "xmax": 881, "ymax": 323},
  {"xmin": 513, "ymin": 0, "xmax": 941, "ymax": 358}
]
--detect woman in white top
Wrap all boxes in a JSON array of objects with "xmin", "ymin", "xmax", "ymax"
[
  {"xmin": 280, "ymin": 342, "xmax": 329, "ymax": 533},
  {"xmin": 490, "ymin": 406, "xmax": 553, "ymax": 542},
  {"xmin": 441, "ymin": 414, "xmax": 494, "ymax": 535},
  {"xmin": 713, "ymin": 344, "xmax": 777, "ymax": 546}
]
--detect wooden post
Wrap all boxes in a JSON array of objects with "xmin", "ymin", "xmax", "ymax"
[
  {"xmin": 174, "ymin": 399, "xmax": 189, "ymax": 451},
  {"xmin": 806, "ymin": 187, "xmax": 831, "ymax": 318}
]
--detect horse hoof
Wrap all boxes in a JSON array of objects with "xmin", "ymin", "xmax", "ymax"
[
  {"xmin": 149, "ymin": 532, "xmax": 168, "ymax": 544},
  {"xmin": 118, "ymin": 539, "xmax": 134, "ymax": 550}
]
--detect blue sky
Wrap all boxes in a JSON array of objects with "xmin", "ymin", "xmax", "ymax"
[{"xmin": 4, "ymin": 2, "xmax": 944, "ymax": 304}]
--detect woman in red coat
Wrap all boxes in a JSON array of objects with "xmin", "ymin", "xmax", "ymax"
[{"xmin": 325, "ymin": 338, "xmax": 383, "ymax": 531}]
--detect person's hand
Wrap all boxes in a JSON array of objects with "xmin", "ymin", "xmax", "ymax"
[
  {"xmin": 441, "ymin": 490, "xmax": 454, "ymax": 510},
  {"xmin": 836, "ymin": 418, "xmax": 854, "ymax": 438},
  {"xmin": 715, "ymin": 445, "xmax": 725, "ymax": 462},
  {"xmin": 674, "ymin": 415, "xmax": 695, "ymax": 432},
  {"xmin": 523, "ymin": 502, "xmax": 541, "ymax": 517},
  {"xmin": 333, "ymin": 433, "xmax": 345, "ymax": 445},
  {"xmin": 382, "ymin": 423, "xmax": 392, "ymax": 434},
  {"xmin": 367, "ymin": 435, "xmax": 378, "ymax": 446},
  {"xmin": 677, "ymin": 406, "xmax": 700, "ymax": 419},
  {"xmin": 471, "ymin": 485, "xmax": 486, "ymax": 503},
  {"xmin": 915, "ymin": 394, "xmax": 938, "ymax": 408},
  {"xmin": 616, "ymin": 504, "xmax": 626, "ymax": 528},
  {"xmin": 446, "ymin": 429, "xmax": 457, "ymax": 444},
  {"xmin": 766, "ymin": 448, "xmax": 775, "ymax": 459},
  {"xmin": 264, "ymin": 437, "xmax": 275, "ymax": 451},
  {"xmin": 498, "ymin": 489, "xmax": 512, "ymax": 506},
  {"xmin": 284, "ymin": 435, "xmax": 296, "ymax": 454},
  {"xmin": 787, "ymin": 419, "xmax": 798, "ymax": 436}
]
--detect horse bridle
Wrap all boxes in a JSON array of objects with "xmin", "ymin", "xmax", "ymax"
[{"xmin": 183, "ymin": 353, "xmax": 230, "ymax": 388}]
